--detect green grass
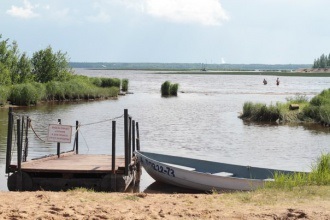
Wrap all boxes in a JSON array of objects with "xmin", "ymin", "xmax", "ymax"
[
  {"xmin": 265, "ymin": 153, "xmax": 330, "ymax": 189},
  {"xmin": 7, "ymin": 76, "xmax": 120, "ymax": 106},
  {"xmin": 241, "ymin": 102, "xmax": 281, "ymax": 122},
  {"xmin": 241, "ymin": 89, "xmax": 330, "ymax": 124}
]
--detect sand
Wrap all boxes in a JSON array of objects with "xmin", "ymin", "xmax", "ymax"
[{"xmin": 0, "ymin": 188, "xmax": 329, "ymax": 220}]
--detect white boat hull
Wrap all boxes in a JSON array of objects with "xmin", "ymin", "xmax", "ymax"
[{"xmin": 136, "ymin": 151, "xmax": 271, "ymax": 191}]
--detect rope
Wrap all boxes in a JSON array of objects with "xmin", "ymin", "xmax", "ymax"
[
  {"xmin": 30, "ymin": 121, "xmax": 47, "ymax": 143},
  {"xmin": 16, "ymin": 113, "xmax": 125, "ymax": 147},
  {"xmin": 79, "ymin": 114, "xmax": 124, "ymax": 127},
  {"xmin": 78, "ymin": 129, "xmax": 90, "ymax": 153}
]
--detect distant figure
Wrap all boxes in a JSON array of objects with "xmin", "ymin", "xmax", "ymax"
[
  {"xmin": 276, "ymin": 78, "xmax": 280, "ymax": 86},
  {"xmin": 263, "ymin": 78, "xmax": 267, "ymax": 85}
]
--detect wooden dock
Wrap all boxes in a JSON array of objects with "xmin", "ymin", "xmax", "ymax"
[{"xmin": 6, "ymin": 109, "xmax": 141, "ymax": 192}]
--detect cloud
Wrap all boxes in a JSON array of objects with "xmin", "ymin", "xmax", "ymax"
[
  {"xmin": 6, "ymin": 0, "xmax": 39, "ymax": 19},
  {"xmin": 120, "ymin": 0, "xmax": 229, "ymax": 26},
  {"xmin": 86, "ymin": 11, "xmax": 111, "ymax": 23},
  {"xmin": 86, "ymin": 2, "xmax": 111, "ymax": 23}
]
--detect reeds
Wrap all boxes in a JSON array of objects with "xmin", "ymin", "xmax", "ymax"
[
  {"xmin": 161, "ymin": 81, "xmax": 179, "ymax": 96},
  {"xmin": 310, "ymin": 153, "xmax": 330, "ymax": 185},
  {"xmin": 10, "ymin": 83, "xmax": 46, "ymax": 106},
  {"xmin": 8, "ymin": 76, "xmax": 120, "ymax": 106},
  {"xmin": 241, "ymin": 102, "xmax": 280, "ymax": 122},
  {"xmin": 121, "ymin": 79, "xmax": 129, "ymax": 92},
  {"xmin": 265, "ymin": 153, "xmax": 330, "ymax": 189},
  {"xmin": 100, "ymin": 77, "xmax": 121, "ymax": 88}
]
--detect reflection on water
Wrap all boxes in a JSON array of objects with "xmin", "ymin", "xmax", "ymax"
[{"xmin": 0, "ymin": 70, "xmax": 329, "ymax": 192}]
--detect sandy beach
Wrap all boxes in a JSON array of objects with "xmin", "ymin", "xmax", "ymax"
[{"xmin": 0, "ymin": 186, "xmax": 329, "ymax": 220}]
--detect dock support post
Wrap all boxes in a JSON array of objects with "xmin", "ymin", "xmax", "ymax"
[
  {"xmin": 57, "ymin": 119, "xmax": 61, "ymax": 157},
  {"xmin": 17, "ymin": 118, "xmax": 22, "ymax": 172},
  {"xmin": 132, "ymin": 120, "xmax": 135, "ymax": 155},
  {"xmin": 6, "ymin": 107, "xmax": 13, "ymax": 174},
  {"xmin": 20, "ymin": 117, "xmax": 24, "ymax": 158},
  {"xmin": 23, "ymin": 117, "xmax": 29, "ymax": 162},
  {"xmin": 124, "ymin": 109, "xmax": 129, "ymax": 175},
  {"xmin": 136, "ymin": 122, "xmax": 140, "ymax": 151},
  {"xmin": 17, "ymin": 118, "xmax": 23, "ymax": 191},
  {"xmin": 75, "ymin": 120, "xmax": 79, "ymax": 154},
  {"xmin": 112, "ymin": 120, "xmax": 116, "ymax": 174},
  {"xmin": 129, "ymin": 117, "xmax": 132, "ymax": 162},
  {"xmin": 135, "ymin": 121, "xmax": 141, "ymax": 172}
]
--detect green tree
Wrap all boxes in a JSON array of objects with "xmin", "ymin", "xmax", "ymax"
[
  {"xmin": 8, "ymin": 41, "xmax": 20, "ymax": 83},
  {"xmin": 0, "ymin": 35, "xmax": 33, "ymax": 84},
  {"xmin": 0, "ymin": 63, "xmax": 11, "ymax": 85},
  {"xmin": 17, "ymin": 53, "xmax": 33, "ymax": 83},
  {"xmin": 31, "ymin": 46, "xmax": 73, "ymax": 83},
  {"xmin": 0, "ymin": 35, "xmax": 13, "ymax": 84}
]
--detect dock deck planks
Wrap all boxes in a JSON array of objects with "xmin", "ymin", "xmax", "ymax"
[{"xmin": 18, "ymin": 154, "xmax": 128, "ymax": 173}]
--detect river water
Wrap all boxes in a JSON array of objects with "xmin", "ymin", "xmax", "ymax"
[{"xmin": 0, "ymin": 70, "xmax": 329, "ymax": 192}]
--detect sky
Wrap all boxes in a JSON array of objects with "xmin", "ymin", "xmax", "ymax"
[{"xmin": 1, "ymin": 0, "xmax": 330, "ymax": 64}]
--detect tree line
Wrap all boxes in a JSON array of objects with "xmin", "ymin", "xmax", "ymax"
[
  {"xmin": 313, "ymin": 53, "xmax": 330, "ymax": 68},
  {"xmin": 0, "ymin": 35, "xmax": 127, "ymax": 106},
  {"xmin": 0, "ymin": 34, "xmax": 72, "ymax": 85}
]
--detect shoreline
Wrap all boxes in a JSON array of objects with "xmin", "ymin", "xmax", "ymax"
[{"xmin": 0, "ymin": 186, "xmax": 329, "ymax": 219}]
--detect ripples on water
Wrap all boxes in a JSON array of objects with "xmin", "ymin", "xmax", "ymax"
[{"xmin": 0, "ymin": 70, "xmax": 329, "ymax": 191}]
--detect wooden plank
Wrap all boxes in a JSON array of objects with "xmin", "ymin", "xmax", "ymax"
[{"xmin": 17, "ymin": 154, "xmax": 131, "ymax": 173}]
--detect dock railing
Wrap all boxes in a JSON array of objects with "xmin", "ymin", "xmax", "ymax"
[{"xmin": 5, "ymin": 108, "xmax": 140, "ymax": 178}]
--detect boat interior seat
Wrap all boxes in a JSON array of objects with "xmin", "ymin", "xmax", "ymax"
[{"xmin": 212, "ymin": 172, "xmax": 234, "ymax": 177}]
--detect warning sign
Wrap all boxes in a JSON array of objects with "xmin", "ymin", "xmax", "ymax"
[{"xmin": 47, "ymin": 124, "xmax": 72, "ymax": 143}]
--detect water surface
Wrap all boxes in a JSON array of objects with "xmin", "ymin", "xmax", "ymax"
[{"xmin": 0, "ymin": 70, "xmax": 329, "ymax": 192}]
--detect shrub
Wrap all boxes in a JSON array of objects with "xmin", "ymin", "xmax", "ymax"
[
  {"xmin": 161, "ymin": 81, "xmax": 171, "ymax": 96},
  {"xmin": 46, "ymin": 81, "xmax": 65, "ymax": 100},
  {"xmin": 161, "ymin": 81, "xmax": 179, "ymax": 96},
  {"xmin": 310, "ymin": 89, "xmax": 330, "ymax": 106},
  {"xmin": 319, "ymin": 105, "xmax": 330, "ymax": 124},
  {"xmin": 90, "ymin": 77, "xmax": 102, "ymax": 87},
  {"xmin": 121, "ymin": 78, "xmax": 129, "ymax": 92},
  {"xmin": 170, "ymin": 83, "xmax": 179, "ymax": 96},
  {"xmin": 0, "ymin": 86, "xmax": 10, "ymax": 105},
  {"xmin": 302, "ymin": 89, "xmax": 330, "ymax": 124},
  {"xmin": 10, "ymin": 83, "xmax": 44, "ymax": 105},
  {"xmin": 100, "ymin": 78, "xmax": 120, "ymax": 88}
]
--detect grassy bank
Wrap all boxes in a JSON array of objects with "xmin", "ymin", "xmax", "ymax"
[
  {"xmin": 1, "ymin": 75, "xmax": 122, "ymax": 106},
  {"xmin": 240, "ymin": 89, "xmax": 330, "ymax": 125}
]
